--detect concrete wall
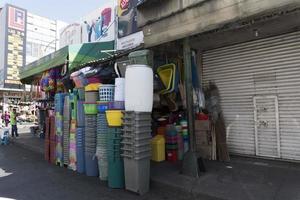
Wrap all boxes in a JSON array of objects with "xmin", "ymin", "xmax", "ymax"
[{"xmin": 138, "ymin": 0, "xmax": 300, "ymax": 47}]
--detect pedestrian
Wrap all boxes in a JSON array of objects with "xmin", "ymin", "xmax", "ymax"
[
  {"xmin": 1, "ymin": 111, "xmax": 10, "ymax": 127},
  {"xmin": 10, "ymin": 109, "xmax": 18, "ymax": 138}
]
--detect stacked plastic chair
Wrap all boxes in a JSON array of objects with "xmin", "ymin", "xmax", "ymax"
[
  {"xmin": 54, "ymin": 93, "xmax": 66, "ymax": 166},
  {"xmin": 121, "ymin": 111, "xmax": 152, "ymax": 195},
  {"xmin": 85, "ymin": 115, "xmax": 98, "ymax": 176},
  {"xmin": 63, "ymin": 95, "xmax": 71, "ymax": 166},
  {"xmin": 76, "ymin": 92, "xmax": 85, "ymax": 173}
]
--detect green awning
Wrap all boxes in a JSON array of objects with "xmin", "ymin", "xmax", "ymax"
[
  {"xmin": 69, "ymin": 41, "xmax": 115, "ymax": 71},
  {"xmin": 20, "ymin": 46, "xmax": 69, "ymax": 83},
  {"xmin": 20, "ymin": 41, "xmax": 115, "ymax": 84}
]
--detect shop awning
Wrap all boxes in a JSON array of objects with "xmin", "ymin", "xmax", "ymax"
[
  {"xmin": 20, "ymin": 46, "xmax": 69, "ymax": 84},
  {"xmin": 20, "ymin": 41, "xmax": 115, "ymax": 84}
]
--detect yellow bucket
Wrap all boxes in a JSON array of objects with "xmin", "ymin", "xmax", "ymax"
[
  {"xmin": 85, "ymin": 83, "xmax": 101, "ymax": 91},
  {"xmin": 105, "ymin": 110, "xmax": 123, "ymax": 127}
]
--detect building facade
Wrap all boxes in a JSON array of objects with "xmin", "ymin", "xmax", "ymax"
[
  {"xmin": 0, "ymin": 4, "xmax": 67, "ymax": 117},
  {"xmin": 137, "ymin": 0, "xmax": 300, "ymax": 161}
]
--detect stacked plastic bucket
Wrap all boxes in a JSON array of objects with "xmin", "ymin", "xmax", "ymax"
[
  {"xmin": 123, "ymin": 60, "xmax": 153, "ymax": 194},
  {"xmin": 107, "ymin": 127, "xmax": 124, "ymax": 188},
  {"xmin": 69, "ymin": 93, "xmax": 78, "ymax": 171},
  {"xmin": 166, "ymin": 125, "xmax": 178, "ymax": 162},
  {"xmin": 121, "ymin": 112, "xmax": 152, "ymax": 195},
  {"xmin": 85, "ymin": 115, "xmax": 98, "ymax": 176},
  {"xmin": 63, "ymin": 95, "xmax": 71, "ymax": 166},
  {"xmin": 180, "ymin": 120, "xmax": 189, "ymax": 153},
  {"xmin": 84, "ymin": 85, "xmax": 99, "ymax": 176},
  {"xmin": 76, "ymin": 88, "xmax": 85, "ymax": 173},
  {"xmin": 54, "ymin": 93, "xmax": 66, "ymax": 166},
  {"xmin": 106, "ymin": 79, "xmax": 125, "ymax": 188},
  {"xmin": 96, "ymin": 84, "xmax": 114, "ymax": 181}
]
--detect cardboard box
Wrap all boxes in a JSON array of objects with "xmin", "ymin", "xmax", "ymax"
[{"xmin": 195, "ymin": 120, "xmax": 211, "ymax": 131}]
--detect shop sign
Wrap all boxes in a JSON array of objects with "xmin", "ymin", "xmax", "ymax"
[
  {"xmin": 81, "ymin": 2, "xmax": 115, "ymax": 43},
  {"xmin": 117, "ymin": 0, "xmax": 143, "ymax": 38},
  {"xmin": 117, "ymin": 31, "xmax": 144, "ymax": 50},
  {"xmin": 4, "ymin": 5, "xmax": 27, "ymax": 88}
]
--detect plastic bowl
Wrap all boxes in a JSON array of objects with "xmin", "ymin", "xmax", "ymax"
[{"xmin": 97, "ymin": 102, "xmax": 109, "ymax": 113}]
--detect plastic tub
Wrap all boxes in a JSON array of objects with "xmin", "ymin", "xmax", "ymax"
[
  {"xmin": 106, "ymin": 110, "xmax": 123, "ymax": 127},
  {"xmin": 84, "ymin": 103, "xmax": 98, "ymax": 115}
]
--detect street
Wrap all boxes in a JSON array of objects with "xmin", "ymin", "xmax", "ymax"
[{"xmin": 0, "ymin": 144, "xmax": 198, "ymax": 200}]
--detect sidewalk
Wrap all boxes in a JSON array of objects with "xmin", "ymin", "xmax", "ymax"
[{"xmin": 12, "ymin": 133, "xmax": 300, "ymax": 200}]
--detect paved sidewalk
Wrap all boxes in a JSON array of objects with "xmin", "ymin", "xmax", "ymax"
[{"xmin": 12, "ymin": 132, "xmax": 44, "ymax": 155}]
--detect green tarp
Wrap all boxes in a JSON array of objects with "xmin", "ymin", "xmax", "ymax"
[{"xmin": 20, "ymin": 41, "xmax": 115, "ymax": 84}]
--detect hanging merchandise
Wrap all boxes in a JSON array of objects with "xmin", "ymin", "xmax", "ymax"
[
  {"xmin": 176, "ymin": 125, "xmax": 184, "ymax": 161},
  {"xmin": 125, "ymin": 65, "xmax": 153, "ymax": 112}
]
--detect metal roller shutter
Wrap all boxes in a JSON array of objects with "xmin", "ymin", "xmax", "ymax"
[{"xmin": 202, "ymin": 31, "xmax": 300, "ymax": 161}]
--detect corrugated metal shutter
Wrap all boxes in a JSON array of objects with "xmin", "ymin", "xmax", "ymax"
[{"xmin": 202, "ymin": 31, "xmax": 300, "ymax": 161}]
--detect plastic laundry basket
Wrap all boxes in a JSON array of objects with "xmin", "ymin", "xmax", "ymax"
[{"xmin": 99, "ymin": 84, "xmax": 115, "ymax": 102}]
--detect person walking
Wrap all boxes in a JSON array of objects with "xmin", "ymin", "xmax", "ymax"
[
  {"xmin": 2, "ymin": 111, "xmax": 10, "ymax": 127},
  {"xmin": 10, "ymin": 109, "xmax": 18, "ymax": 137}
]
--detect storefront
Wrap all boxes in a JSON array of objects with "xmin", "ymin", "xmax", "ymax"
[{"xmin": 137, "ymin": 0, "xmax": 300, "ymax": 162}]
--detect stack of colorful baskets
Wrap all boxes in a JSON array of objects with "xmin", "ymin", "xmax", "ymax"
[
  {"xmin": 96, "ymin": 84, "xmax": 115, "ymax": 181},
  {"xmin": 54, "ymin": 93, "xmax": 66, "ymax": 166}
]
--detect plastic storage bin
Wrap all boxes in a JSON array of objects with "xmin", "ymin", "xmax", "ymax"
[
  {"xmin": 151, "ymin": 135, "xmax": 165, "ymax": 162},
  {"xmin": 128, "ymin": 50, "xmax": 153, "ymax": 67}
]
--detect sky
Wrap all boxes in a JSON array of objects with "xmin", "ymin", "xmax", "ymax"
[{"xmin": 0, "ymin": 0, "xmax": 108, "ymax": 23}]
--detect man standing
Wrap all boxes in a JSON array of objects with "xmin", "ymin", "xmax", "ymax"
[{"xmin": 10, "ymin": 109, "xmax": 18, "ymax": 137}]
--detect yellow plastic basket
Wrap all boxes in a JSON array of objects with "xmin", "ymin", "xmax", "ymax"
[{"xmin": 105, "ymin": 110, "xmax": 123, "ymax": 127}]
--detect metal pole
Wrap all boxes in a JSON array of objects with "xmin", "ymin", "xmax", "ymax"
[{"xmin": 182, "ymin": 37, "xmax": 200, "ymax": 177}]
